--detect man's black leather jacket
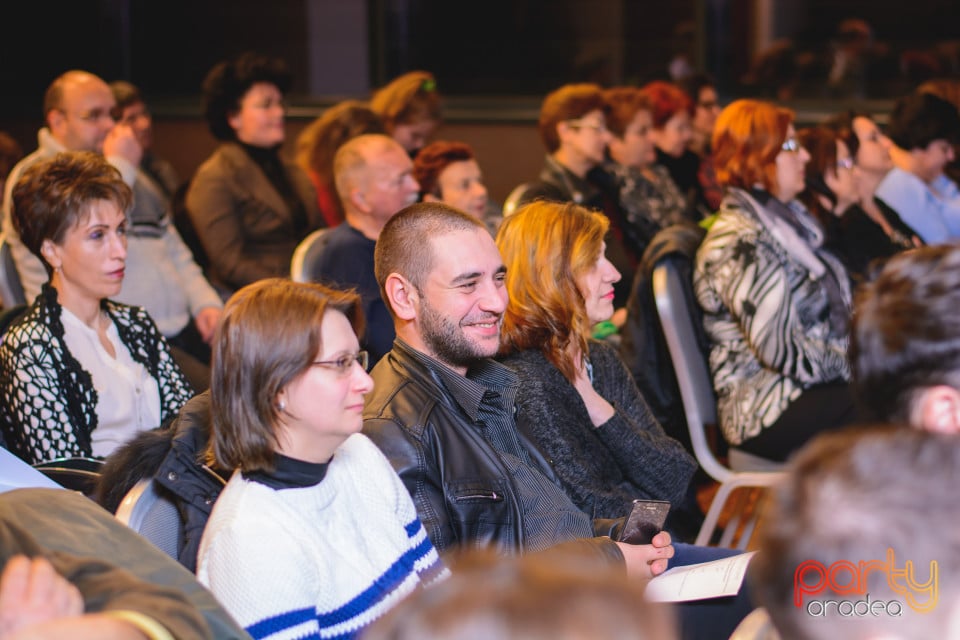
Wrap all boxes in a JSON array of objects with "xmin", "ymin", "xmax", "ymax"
[{"xmin": 362, "ymin": 342, "xmax": 624, "ymax": 566}]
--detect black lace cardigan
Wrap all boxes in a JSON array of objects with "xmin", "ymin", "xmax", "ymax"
[{"xmin": 0, "ymin": 285, "xmax": 193, "ymax": 464}]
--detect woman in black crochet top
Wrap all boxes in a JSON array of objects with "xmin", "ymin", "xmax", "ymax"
[{"xmin": 0, "ymin": 151, "xmax": 192, "ymax": 464}]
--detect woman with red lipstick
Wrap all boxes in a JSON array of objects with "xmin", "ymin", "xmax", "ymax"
[
  {"xmin": 0, "ymin": 152, "xmax": 192, "ymax": 464},
  {"xmin": 694, "ymin": 100, "xmax": 858, "ymax": 462},
  {"xmin": 187, "ymin": 52, "xmax": 324, "ymax": 294},
  {"xmin": 497, "ymin": 201, "xmax": 701, "ymax": 538}
]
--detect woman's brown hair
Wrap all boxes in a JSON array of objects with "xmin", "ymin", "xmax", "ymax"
[{"xmin": 209, "ymin": 278, "xmax": 364, "ymax": 472}]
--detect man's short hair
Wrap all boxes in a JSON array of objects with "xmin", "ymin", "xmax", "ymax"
[
  {"xmin": 411, "ymin": 140, "xmax": 476, "ymax": 199},
  {"xmin": 42, "ymin": 70, "xmax": 96, "ymax": 118},
  {"xmin": 751, "ymin": 425, "xmax": 960, "ymax": 640},
  {"xmin": 332, "ymin": 133, "xmax": 401, "ymax": 204},
  {"xmin": 364, "ymin": 547, "xmax": 676, "ymax": 639},
  {"xmin": 886, "ymin": 91, "xmax": 960, "ymax": 150},
  {"xmin": 851, "ymin": 244, "xmax": 960, "ymax": 422},
  {"xmin": 538, "ymin": 84, "xmax": 605, "ymax": 153},
  {"xmin": 374, "ymin": 202, "xmax": 483, "ymax": 317},
  {"xmin": 11, "ymin": 151, "xmax": 132, "ymax": 275}
]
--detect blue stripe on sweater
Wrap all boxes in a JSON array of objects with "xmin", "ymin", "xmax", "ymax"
[
  {"xmin": 246, "ymin": 606, "xmax": 315, "ymax": 639},
  {"xmin": 245, "ymin": 518, "xmax": 443, "ymax": 639},
  {"xmin": 316, "ymin": 532, "xmax": 440, "ymax": 627},
  {"xmin": 404, "ymin": 519, "xmax": 421, "ymax": 537}
]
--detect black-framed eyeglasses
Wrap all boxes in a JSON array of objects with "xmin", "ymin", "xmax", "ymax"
[
  {"xmin": 781, "ymin": 138, "xmax": 802, "ymax": 153},
  {"xmin": 312, "ymin": 351, "xmax": 369, "ymax": 376}
]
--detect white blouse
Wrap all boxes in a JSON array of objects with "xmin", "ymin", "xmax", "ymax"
[{"xmin": 60, "ymin": 308, "xmax": 161, "ymax": 458}]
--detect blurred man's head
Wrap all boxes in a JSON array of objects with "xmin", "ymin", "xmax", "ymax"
[
  {"xmin": 752, "ymin": 425, "xmax": 960, "ymax": 640},
  {"xmin": 333, "ymin": 134, "xmax": 420, "ymax": 238},
  {"xmin": 852, "ymin": 244, "xmax": 960, "ymax": 432},
  {"xmin": 44, "ymin": 71, "xmax": 116, "ymax": 153}
]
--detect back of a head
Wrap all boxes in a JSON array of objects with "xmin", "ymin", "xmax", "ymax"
[
  {"xmin": 752, "ymin": 425, "xmax": 960, "ymax": 639},
  {"xmin": 887, "ymin": 91, "xmax": 960, "ymax": 151},
  {"xmin": 851, "ymin": 244, "xmax": 960, "ymax": 423},
  {"xmin": 538, "ymin": 83, "xmax": 605, "ymax": 153},
  {"xmin": 497, "ymin": 200, "xmax": 608, "ymax": 380},
  {"xmin": 373, "ymin": 201, "xmax": 483, "ymax": 316},
  {"xmin": 296, "ymin": 100, "xmax": 385, "ymax": 180},
  {"xmin": 364, "ymin": 548, "xmax": 677, "ymax": 640},
  {"xmin": 370, "ymin": 71, "xmax": 441, "ymax": 130},
  {"xmin": 712, "ymin": 98, "xmax": 793, "ymax": 193}
]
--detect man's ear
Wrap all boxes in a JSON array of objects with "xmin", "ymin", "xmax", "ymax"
[
  {"xmin": 912, "ymin": 385, "xmax": 960, "ymax": 434},
  {"xmin": 383, "ymin": 273, "xmax": 418, "ymax": 321},
  {"xmin": 347, "ymin": 186, "xmax": 370, "ymax": 214},
  {"xmin": 47, "ymin": 109, "xmax": 65, "ymax": 137}
]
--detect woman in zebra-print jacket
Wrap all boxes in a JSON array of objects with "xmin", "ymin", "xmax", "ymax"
[{"xmin": 693, "ymin": 100, "xmax": 859, "ymax": 462}]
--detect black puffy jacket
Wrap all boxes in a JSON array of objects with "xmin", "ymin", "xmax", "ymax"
[{"xmin": 96, "ymin": 392, "xmax": 227, "ymax": 572}]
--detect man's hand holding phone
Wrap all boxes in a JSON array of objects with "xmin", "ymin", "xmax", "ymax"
[{"xmin": 614, "ymin": 499, "xmax": 673, "ymax": 580}]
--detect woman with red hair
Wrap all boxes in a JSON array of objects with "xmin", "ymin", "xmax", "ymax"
[
  {"xmin": 640, "ymin": 81, "xmax": 707, "ymax": 216},
  {"xmin": 693, "ymin": 100, "xmax": 858, "ymax": 461}
]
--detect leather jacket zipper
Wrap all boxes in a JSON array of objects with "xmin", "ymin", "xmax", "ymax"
[{"xmin": 454, "ymin": 490, "xmax": 501, "ymax": 502}]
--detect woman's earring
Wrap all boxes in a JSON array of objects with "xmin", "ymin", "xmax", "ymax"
[{"xmin": 277, "ymin": 399, "xmax": 286, "ymax": 412}]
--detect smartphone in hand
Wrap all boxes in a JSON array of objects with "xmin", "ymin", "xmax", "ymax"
[{"xmin": 617, "ymin": 499, "xmax": 670, "ymax": 545}]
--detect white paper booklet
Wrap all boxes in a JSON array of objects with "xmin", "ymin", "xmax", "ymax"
[
  {"xmin": 645, "ymin": 551, "xmax": 757, "ymax": 603},
  {"xmin": 0, "ymin": 448, "xmax": 63, "ymax": 494}
]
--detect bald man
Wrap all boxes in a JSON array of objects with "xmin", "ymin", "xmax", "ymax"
[
  {"xmin": 308, "ymin": 134, "xmax": 420, "ymax": 363},
  {"xmin": 2, "ymin": 71, "xmax": 222, "ymax": 388}
]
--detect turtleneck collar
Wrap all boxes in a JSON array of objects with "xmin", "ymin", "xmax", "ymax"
[{"xmin": 242, "ymin": 452, "xmax": 329, "ymax": 489}]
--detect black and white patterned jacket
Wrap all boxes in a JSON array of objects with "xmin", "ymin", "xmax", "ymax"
[
  {"xmin": 694, "ymin": 188, "xmax": 851, "ymax": 445},
  {"xmin": 0, "ymin": 285, "xmax": 193, "ymax": 463}
]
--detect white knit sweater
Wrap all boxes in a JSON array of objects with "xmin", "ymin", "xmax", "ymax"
[{"xmin": 197, "ymin": 433, "xmax": 448, "ymax": 639}]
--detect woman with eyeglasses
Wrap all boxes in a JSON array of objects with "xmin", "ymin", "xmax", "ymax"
[
  {"xmin": 797, "ymin": 125, "xmax": 917, "ymax": 283},
  {"xmin": 187, "ymin": 52, "xmax": 324, "ymax": 294},
  {"xmin": 694, "ymin": 100, "xmax": 859, "ymax": 462},
  {"xmin": 197, "ymin": 278, "xmax": 447, "ymax": 640},
  {"xmin": 511, "ymin": 83, "xmax": 635, "ymax": 309}
]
